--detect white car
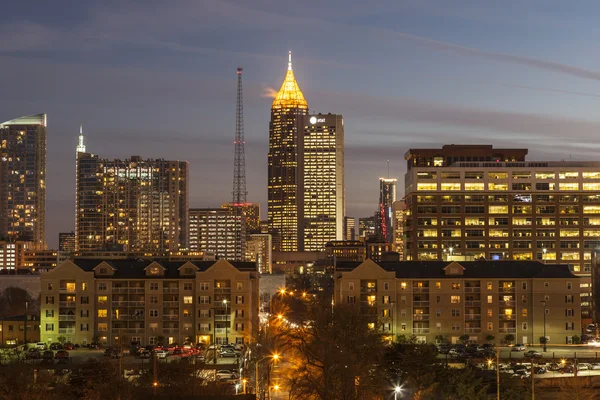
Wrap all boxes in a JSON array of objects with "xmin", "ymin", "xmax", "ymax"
[
  {"xmin": 36, "ymin": 342, "xmax": 47, "ymax": 350},
  {"xmin": 155, "ymin": 350, "xmax": 169, "ymax": 359},
  {"xmin": 216, "ymin": 370, "xmax": 238, "ymax": 380},
  {"xmin": 512, "ymin": 344, "xmax": 527, "ymax": 351}
]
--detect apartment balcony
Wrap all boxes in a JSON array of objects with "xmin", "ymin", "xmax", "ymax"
[
  {"xmin": 214, "ymin": 315, "xmax": 231, "ymax": 322},
  {"xmin": 163, "ymin": 328, "xmax": 179, "ymax": 334},
  {"xmin": 413, "ymin": 301, "xmax": 430, "ymax": 307},
  {"xmin": 128, "ymin": 328, "xmax": 145, "ymax": 334},
  {"xmin": 465, "ymin": 301, "xmax": 481, "ymax": 307},
  {"xmin": 498, "ymin": 315, "xmax": 515, "ymax": 321},
  {"xmin": 112, "ymin": 301, "xmax": 128, "ymax": 307},
  {"xmin": 113, "ymin": 315, "xmax": 145, "ymax": 321},
  {"xmin": 360, "ymin": 287, "xmax": 377, "ymax": 293},
  {"xmin": 129, "ymin": 301, "xmax": 145, "ymax": 307},
  {"xmin": 128, "ymin": 288, "xmax": 145, "ymax": 293},
  {"xmin": 111, "ymin": 327, "xmax": 128, "ymax": 333},
  {"xmin": 465, "ymin": 314, "xmax": 481, "ymax": 321},
  {"xmin": 59, "ymin": 287, "xmax": 76, "ymax": 293},
  {"xmin": 214, "ymin": 287, "xmax": 231, "ymax": 294},
  {"xmin": 112, "ymin": 288, "xmax": 129, "ymax": 293},
  {"xmin": 214, "ymin": 328, "xmax": 227, "ymax": 335},
  {"xmin": 58, "ymin": 315, "xmax": 76, "ymax": 321},
  {"xmin": 413, "ymin": 314, "xmax": 429, "ymax": 321},
  {"xmin": 163, "ymin": 288, "xmax": 179, "ymax": 293},
  {"xmin": 413, "ymin": 328, "xmax": 430, "ymax": 334},
  {"xmin": 163, "ymin": 315, "xmax": 179, "ymax": 321},
  {"xmin": 465, "ymin": 327, "xmax": 481, "ymax": 333},
  {"xmin": 360, "ymin": 307, "xmax": 378, "ymax": 316},
  {"xmin": 499, "ymin": 287, "xmax": 515, "ymax": 293},
  {"xmin": 58, "ymin": 328, "xmax": 75, "ymax": 334},
  {"xmin": 198, "ymin": 329, "xmax": 211, "ymax": 334},
  {"xmin": 412, "ymin": 287, "xmax": 429, "ymax": 293},
  {"xmin": 59, "ymin": 301, "xmax": 76, "ymax": 307},
  {"xmin": 465, "ymin": 287, "xmax": 481, "ymax": 293},
  {"xmin": 499, "ymin": 301, "xmax": 515, "ymax": 307},
  {"xmin": 499, "ymin": 327, "xmax": 517, "ymax": 333},
  {"xmin": 163, "ymin": 301, "xmax": 179, "ymax": 307}
]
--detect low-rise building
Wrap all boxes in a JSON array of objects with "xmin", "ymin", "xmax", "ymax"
[
  {"xmin": 335, "ymin": 259, "xmax": 581, "ymax": 345},
  {"xmin": 0, "ymin": 314, "xmax": 40, "ymax": 345},
  {"xmin": 40, "ymin": 258, "xmax": 258, "ymax": 347}
]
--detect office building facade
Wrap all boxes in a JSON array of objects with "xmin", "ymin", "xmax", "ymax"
[
  {"xmin": 0, "ymin": 114, "xmax": 47, "ymax": 249},
  {"xmin": 378, "ymin": 178, "xmax": 397, "ymax": 244},
  {"xmin": 0, "ymin": 241, "xmax": 26, "ymax": 271},
  {"xmin": 76, "ymin": 154, "xmax": 188, "ymax": 253},
  {"xmin": 344, "ymin": 217, "xmax": 356, "ymax": 241},
  {"xmin": 392, "ymin": 201, "xmax": 405, "ymax": 260},
  {"xmin": 246, "ymin": 233, "xmax": 273, "ymax": 274},
  {"xmin": 335, "ymin": 259, "xmax": 581, "ymax": 345},
  {"xmin": 188, "ymin": 208, "xmax": 244, "ymax": 261},
  {"xmin": 301, "ymin": 114, "xmax": 345, "ymax": 251},
  {"xmin": 40, "ymin": 258, "xmax": 258, "ymax": 347},
  {"xmin": 59, "ymin": 232, "xmax": 76, "ymax": 253}
]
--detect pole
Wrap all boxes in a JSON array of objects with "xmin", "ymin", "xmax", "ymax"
[
  {"xmin": 543, "ymin": 302, "xmax": 547, "ymax": 352},
  {"xmin": 225, "ymin": 301, "xmax": 229, "ymax": 345},
  {"xmin": 24, "ymin": 301, "xmax": 28, "ymax": 346},
  {"xmin": 213, "ymin": 308, "xmax": 217, "ymax": 364},
  {"xmin": 255, "ymin": 360, "xmax": 259, "ymax": 399},
  {"xmin": 531, "ymin": 358, "xmax": 534, "ymax": 400},
  {"xmin": 496, "ymin": 347, "xmax": 500, "ymax": 400}
]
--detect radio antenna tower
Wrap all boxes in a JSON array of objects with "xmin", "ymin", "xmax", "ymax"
[{"xmin": 233, "ymin": 67, "xmax": 247, "ymax": 205}]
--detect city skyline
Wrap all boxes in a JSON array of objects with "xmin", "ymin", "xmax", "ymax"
[{"xmin": 2, "ymin": 1, "xmax": 600, "ymax": 247}]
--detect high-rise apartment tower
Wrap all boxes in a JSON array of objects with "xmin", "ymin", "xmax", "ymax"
[{"xmin": 0, "ymin": 114, "xmax": 47, "ymax": 249}]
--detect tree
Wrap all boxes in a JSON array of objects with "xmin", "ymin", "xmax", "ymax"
[
  {"xmin": 285, "ymin": 295, "xmax": 386, "ymax": 400},
  {"xmin": 435, "ymin": 334, "xmax": 447, "ymax": 344},
  {"xmin": 56, "ymin": 335, "xmax": 67, "ymax": 345},
  {"xmin": 539, "ymin": 336, "xmax": 548, "ymax": 345},
  {"xmin": 504, "ymin": 334, "xmax": 515, "ymax": 344},
  {"xmin": 459, "ymin": 334, "xmax": 470, "ymax": 344},
  {"xmin": 486, "ymin": 335, "xmax": 495, "ymax": 344},
  {"xmin": 0, "ymin": 287, "xmax": 35, "ymax": 318},
  {"xmin": 572, "ymin": 335, "xmax": 581, "ymax": 344}
]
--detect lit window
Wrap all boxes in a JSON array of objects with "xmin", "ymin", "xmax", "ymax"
[{"xmin": 97, "ymin": 310, "xmax": 107, "ymax": 318}]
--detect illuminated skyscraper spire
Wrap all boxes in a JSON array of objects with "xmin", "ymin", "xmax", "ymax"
[
  {"xmin": 76, "ymin": 125, "xmax": 86, "ymax": 154},
  {"xmin": 272, "ymin": 50, "xmax": 308, "ymax": 110}
]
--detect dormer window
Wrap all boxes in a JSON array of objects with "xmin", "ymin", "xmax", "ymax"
[
  {"xmin": 149, "ymin": 267, "xmax": 161, "ymax": 275},
  {"xmin": 184, "ymin": 268, "xmax": 194, "ymax": 275},
  {"xmin": 99, "ymin": 268, "xmax": 107, "ymax": 275}
]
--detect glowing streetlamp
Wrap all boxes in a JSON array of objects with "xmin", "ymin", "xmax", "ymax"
[
  {"xmin": 394, "ymin": 385, "xmax": 403, "ymax": 400},
  {"xmin": 449, "ymin": 247, "xmax": 454, "ymax": 258},
  {"xmin": 255, "ymin": 353, "xmax": 280, "ymax": 397},
  {"xmin": 223, "ymin": 299, "xmax": 229, "ymax": 345},
  {"xmin": 542, "ymin": 248, "xmax": 547, "ymax": 264}
]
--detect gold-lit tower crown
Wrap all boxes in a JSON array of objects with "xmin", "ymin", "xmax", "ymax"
[{"xmin": 272, "ymin": 51, "xmax": 308, "ymax": 110}]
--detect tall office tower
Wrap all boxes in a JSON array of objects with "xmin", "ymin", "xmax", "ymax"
[
  {"xmin": 221, "ymin": 202, "xmax": 260, "ymax": 233},
  {"xmin": 59, "ymin": 232, "xmax": 76, "ymax": 253},
  {"xmin": 391, "ymin": 201, "xmax": 404, "ymax": 260},
  {"xmin": 404, "ymin": 144, "xmax": 600, "ymax": 321},
  {"xmin": 358, "ymin": 215, "xmax": 377, "ymax": 240},
  {"xmin": 301, "ymin": 114, "xmax": 345, "ymax": 251},
  {"xmin": 188, "ymin": 208, "xmax": 244, "ymax": 261},
  {"xmin": 344, "ymin": 217, "xmax": 355, "ymax": 241},
  {"xmin": 0, "ymin": 114, "xmax": 47, "ymax": 249},
  {"xmin": 76, "ymin": 154, "xmax": 188, "ymax": 253},
  {"xmin": 246, "ymin": 233, "xmax": 273, "ymax": 273},
  {"xmin": 377, "ymin": 178, "xmax": 397, "ymax": 244},
  {"xmin": 268, "ymin": 52, "xmax": 309, "ymax": 252}
]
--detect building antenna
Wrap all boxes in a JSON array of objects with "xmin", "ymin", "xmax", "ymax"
[
  {"xmin": 387, "ymin": 159, "xmax": 390, "ymax": 179},
  {"xmin": 233, "ymin": 67, "xmax": 247, "ymax": 205}
]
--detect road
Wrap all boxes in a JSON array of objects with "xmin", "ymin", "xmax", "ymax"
[{"xmin": 440, "ymin": 345, "xmax": 600, "ymax": 363}]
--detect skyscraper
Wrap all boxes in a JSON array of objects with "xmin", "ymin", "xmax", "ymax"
[
  {"xmin": 377, "ymin": 178, "xmax": 397, "ymax": 244},
  {"xmin": 59, "ymin": 232, "xmax": 76, "ymax": 253},
  {"xmin": 301, "ymin": 113, "xmax": 345, "ymax": 251},
  {"xmin": 0, "ymin": 114, "xmax": 46, "ymax": 249},
  {"xmin": 76, "ymin": 154, "xmax": 188, "ymax": 253},
  {"xmin": 268, "ymin": 52, "xmax": 308, "ymax": 252}
]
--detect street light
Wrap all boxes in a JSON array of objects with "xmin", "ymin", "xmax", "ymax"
[
  {"xmin": 223, "ymin": 299, "xmax": 229, "ymax": 345},
  {"xmin": 542, "ymin": 301, "xmax": 547, "ymax": 352},
  {"xmin": 255, "ymin": 353, "xmax": 280, "ymax": 398},
  {"xmin": 394, "ymin": 385, "xmax": 403, "ymax": 400},
  {"xmin": 449, "ymin": 247, "xmax": 454, "ymax": 258}
]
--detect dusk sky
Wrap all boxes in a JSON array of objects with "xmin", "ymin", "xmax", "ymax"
[{"xmin": 2, "ymin": 0, "xmax": 600, "ymax": 247}]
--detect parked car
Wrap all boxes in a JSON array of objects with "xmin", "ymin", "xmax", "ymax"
[
  {"xmin": 512, "ymin": 344, "xmax": 527, "ymax": 351},
  {"xmin": 591, "ymin": 363, "xmax": 600, "ymax": 370},
  {"xmin": 234, "ymin": 343, "xmax": 244, "ymax": 351},
  {"xmin": 35, "ymin": 342, "xmax": 47, "ymax": 350},
  {"xmin": 155, "ymin": 350, "xmax": 169, "ymax": 359},
  {"xmin": 559, "ymin": 365, "xmax": 575, "ymax": 374},
  {"xmin": 50, "ymin": 343, "xmax": 63, "ymax": 351},
  {"xmin": 172, "ymin": 348, "xmax": 183, "ymax": 356},
  {"xmin": 533, "ymin": 366, "xmax": 547, "ymax": 374},
  {"xmin": 524, "ymin": 350, "xmax": 542, "ymax": 358},
  {"xmin": 63, "ymin": 343, "xmax": 74, "ymax": 350},
  {"xmin": 139, "ymin": 350, "xmax": 151, "ymax": 359},
  {"xmin": 448, "ymin": 348, "xmax": 460, "ymax": 357},
  {"xmin": 437, "ymin": 344, "xmax": 451, "ymax": 354},
  {"xmin": 577, "ymin": 363, "xmax": 591, "ymax": 371},
  {"xmin": 26, "ymin": 349, "xmax": 41, "ymax": 359},
  {"xmin": 55, "ymin": 350, "xmax": 70, "ymax": 359},
  {"xmin": 104, "ymin": 348, "xmax": 115, "ymax": 357},
  {"xmin": 216, "ymin": 370, "xmax": 238, "ymax": 380},
  {"xmin": 219, "ymin": 348, "xmax": 237, "ymax": 358}
]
